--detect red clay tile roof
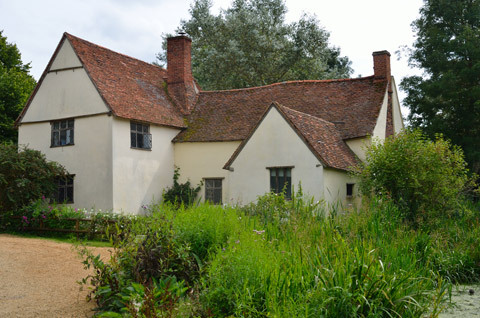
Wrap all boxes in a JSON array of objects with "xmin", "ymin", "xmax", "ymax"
[
  {"xmin": 65, "ymin": 33, "xmax": 186, "ymax": 128},
  {"xmin": 174, "ymin": 77, "xmax": 388, "ymax": 142},
  {"xmin": 17, "ymin": 33, "xmax": 186, "ymax": 128},
  {"xmin": 224, "ymin": 103, "xmax": 359, "ymax": 171}
]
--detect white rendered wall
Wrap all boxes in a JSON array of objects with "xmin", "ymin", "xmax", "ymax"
[
  {"xmin": 391, "ymin": 77, "xmax": 404, "ymax": 133},
  {"xmin": 50, "ymin": 39, "xmax": 82, "ymax": 70},
  {"xmin": 18, "ymin": 115, "xmax": 114, "ymax": 211},
  {"xmin": 227, "ymin": 107, "xmax": 324, "ymax": 205},
  {"xmin": 372, "ymin": 89, "xmax": 389, "ymax": 140},
  {"xmin": 345, "ymin": 137, "xmax": 371, "ymax": 162},
  {"xmin": 174, "ymin": 141, "xmax": 240, "ymax": 203},
  {"xmin": 323, "ymin": 168, "xmax": 359, "ymax": 210},
  {"xmin": 112, "ymin": 118, "xmax": 180, "ymax": 214},
  {"xmin": 20, "ymin": 40, "xmax": 108, "ymax": 123}
]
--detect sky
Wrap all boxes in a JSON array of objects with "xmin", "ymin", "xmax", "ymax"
[{"xmin": 1, "ymin": 0, "xmax": 424, "ymax": 111}]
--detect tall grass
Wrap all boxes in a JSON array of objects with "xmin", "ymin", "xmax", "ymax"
[{"xmin": 82, "ymin": 193, "xmax": 480, "ymax": 317}]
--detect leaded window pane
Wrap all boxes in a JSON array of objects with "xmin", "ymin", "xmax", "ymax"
[
  {"xmin": 205, "ymin": 178, "xmax": 222, "ymax": 204},
  {"xmin": 51, "ymin": 119, "xmax": 74, "ymax": 147},
  {"xmin": 130, "ymin": 122, "xmax": 151, "ymax": 150}
]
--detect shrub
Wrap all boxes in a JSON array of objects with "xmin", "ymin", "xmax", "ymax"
[
  {"xmin": 162, "ymin": 167, "xmax": 202, "ymax": 207},
  {"xmin": 0, "ymin": 143, "xmax": 66, "ymax": 213},
  {"xmin": 354, "ymin": 129, "xmax": 477, "ymax": 224}
]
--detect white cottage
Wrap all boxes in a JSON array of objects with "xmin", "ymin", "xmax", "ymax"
[{"xmin": 16, "ymin": 33, "xmax": 403, "ymax": 214}]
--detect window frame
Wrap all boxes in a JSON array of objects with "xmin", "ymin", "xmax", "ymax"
[
  {"xmin": 130, "ymin": 121, "xmax": 152, "ymax": 150},
  {"xmin": 267, "ymin": 166, "xmax": 293, "ymax": 199},
  {"xmin": 51, "ymin": 119, "xmax": 74, "ymax": 147},
  {"xmin": 56, "ymin": 174, "xmax": 75, "ymax": 204},
  {"xmin": 204, "ymin": 178, "xmax": 223, "ymax": 204}
]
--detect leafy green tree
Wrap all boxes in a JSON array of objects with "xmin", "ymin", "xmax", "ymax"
[
  {"xmin": 400, "ymin": 0, "xmax": 480, "ymax": 173},
  {"xmin": 354, "ymin": 130, "xmax": 476, "ymax": 225},
  {"xmin": 158, "ymin": 0, "xmax": 352, "ymax": 90},
  {"xmin": 0, "ymin": 31, "xmax": 36, "ymax": 143},
  {"xmin": 0, "ymin": 143, "xmax": 66, "ymax": 213}
]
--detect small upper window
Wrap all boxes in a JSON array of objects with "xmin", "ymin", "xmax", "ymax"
[
  {"xmin": 269, "ymin": 167, "xmax": 292, "ymax": 199},
  {"xmin": 346, "ymin": 183, "xmax": 354, "ymax": 197},
  {"xmin": 56, "ymin": 175, "xmax": 74, "ymax": 203},
  {"xmin": 51, "ymin": 119, "xmax": 74, "ymax": 147},
  {"xmin": 130, "ymin": 122, "xmax": 152, "ymax": 150}
]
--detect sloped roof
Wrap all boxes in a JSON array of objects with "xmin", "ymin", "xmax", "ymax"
[
  {"xmin": 174, "ymin": 77, "xmax": 387, "ymax": 142},
  {"xmin": 224, "ymin": 103, "xmax": 359, "ymax": 171},
  {"xmin": 17, "ymin": 33, "xmax": 186, "ymax": 128}
]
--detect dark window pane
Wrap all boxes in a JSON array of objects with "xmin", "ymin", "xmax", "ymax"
[
  {"xmin": 60, "ymin": 130, "xmax": 66, "ymax": 145},
  {"xmin": 130, "ymin": 122, "xmax": 135, "ymax": 130},
  {"xmin": 270, "ymin": 175, "xmax": 276, "ymax": 192},
  {"xmin": 213, "ymin": 189, "xmax": 221, "ymax": 204},
  {"xmin": 66, "ymin": 186, "xmax": 73, "ymax": 203},
  {"xmin": 143, "ymin": 125, "xmax": 149, "ymax": 133},
  {"xmin": 60, "ymin": 121, "xmax": 66, "ymax": 129},
  {"xmin": 137, "ymin": 133, "xmax": 143, "ymax": 148},
  {"xmin": 347, "ymin": 184, "xmax": 354, "ymax": 196},
  {"xmin": 131, "ymin": 132, "xmax": 136, "ymax": 147},
  {"xmin": 53, "ymin": 122, "xmax": 59, "ymax": 129},
  {"xmin": 68, "ymin": 120, "xmax": 74, "ymax": 128},
  {"xmin": 53, "ymin": 132, "xmax": 59, "ymax": 146},
  {"xmin": 58, "ymin": 187, "xmax": 65, "ymax": 202}
]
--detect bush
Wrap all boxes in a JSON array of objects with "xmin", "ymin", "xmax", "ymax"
[
  {"xmin": 0, "ymin": 143, "xmax": 66, "ymax": 213},
  {"xmin": 162, "ymin": 167, "xmax": 202, "ymax": 207},
  {"xmin": 354, "ymin": 129, "xmax": 477, "ymax": 224}
]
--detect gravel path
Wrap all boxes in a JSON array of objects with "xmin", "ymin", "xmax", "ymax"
[{"xmin": 0, "ymin": 234, "xmax": 111, "ymax": 318}]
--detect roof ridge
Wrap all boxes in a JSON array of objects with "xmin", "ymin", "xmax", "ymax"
[
  {"xmin": 199, "ymin": 76, "xmax": 376, "ymax": 94},
  {"xmin": 64, "ymin": 32, "xmax": 165, "ymax": 72}
]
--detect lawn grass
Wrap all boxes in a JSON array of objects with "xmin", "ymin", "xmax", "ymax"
[{"xmin": 1, "ymin": 231, "xmax": 113, "ymax": 247}]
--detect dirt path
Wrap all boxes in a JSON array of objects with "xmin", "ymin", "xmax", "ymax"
[{"xmin": 0, "ymin": 234, "xmax": 111, "ymax": 318}]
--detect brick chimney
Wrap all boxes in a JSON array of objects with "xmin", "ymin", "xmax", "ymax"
[
  {"xmin": 373, "ymin": 50, "xmax": 394, "ymax": 137},
  {"xmin": 167, "ymin": 35, "xmax": 197, "ymax": 115},
  {"xmin": 372, "ymin": 50, "xmax": 391, "ymax": 84}
]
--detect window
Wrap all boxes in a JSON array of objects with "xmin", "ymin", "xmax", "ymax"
[
  {"xmin": 51, "ymin": 119, "xmax": 74, "ymax": 147},
  {"xmin": 346, "ymin": 183, "xmax": 354, "ymax": 198},
  {"xmin": 131, "ymin": 122, "xmax": 152, "ymax": 149},
  {"xmin": 269, "ymin": 167, "xmax": 292, "ymax": 199},
  {"xmin": 56, "ymin": 175, "xmax": 74, "ymax": 203},
  {"xmin": 205, "ymin": 178, "xmax": 222, "ymax": 204}
]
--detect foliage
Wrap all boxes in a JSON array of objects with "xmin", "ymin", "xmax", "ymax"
[
  {"xmin": 80, "ymin": 210, "xmax": 200, "ymax": 316},
  {"xmin": 400, "ymin": 0, "xmax": 480, "ymax": 173},
  {"xmin": 0, "ymin": 143, "xmax": 66, "ymax": 214},
  {"xmin": 2, "ymin": 197, "xmax": 129, "ymax": 241},
  {"xmin": 80, "ymin": 191, "xmax": 480, "ymax": 317},
  {"xmin": 162, "ymin": 167, "xmax": 202, "ymax": 207},
  {"xmin": 0, "ymin": 30, "xmax": 36, "ymax": 143},
  {"xmin": 157, "ymin": 0, "xmax": 352, "ymax": 90},
  {"xmin": 354, "ymin": 129, "xmax": 476, "ymax": 225}
]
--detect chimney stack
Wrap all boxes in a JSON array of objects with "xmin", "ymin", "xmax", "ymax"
[
  {"xmin": 372, "ymin": 50, "xmax": 391, "ymax": 82},
  {"xmin": 167, "ymin": 35, "xmax": 197, "ymax": 114}
]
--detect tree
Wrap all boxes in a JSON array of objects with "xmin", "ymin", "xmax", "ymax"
[
  {"xmin": 400, "ymin": 0, "xmax": 480, "ymax": 173},
  {"xmin": 157, "ymin": 0, "xmax": 352, "ymax": 90},
  {"xmin": 0, "ymin": 30, "xmax": 36, "ymax": 143},
  {"xmin": 0, "ymin": 144, "xmax": 67, "ymax": 213},
  {"xmin": 354, "ymin": 130, "xmax": 476, "ymax": 225}
]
